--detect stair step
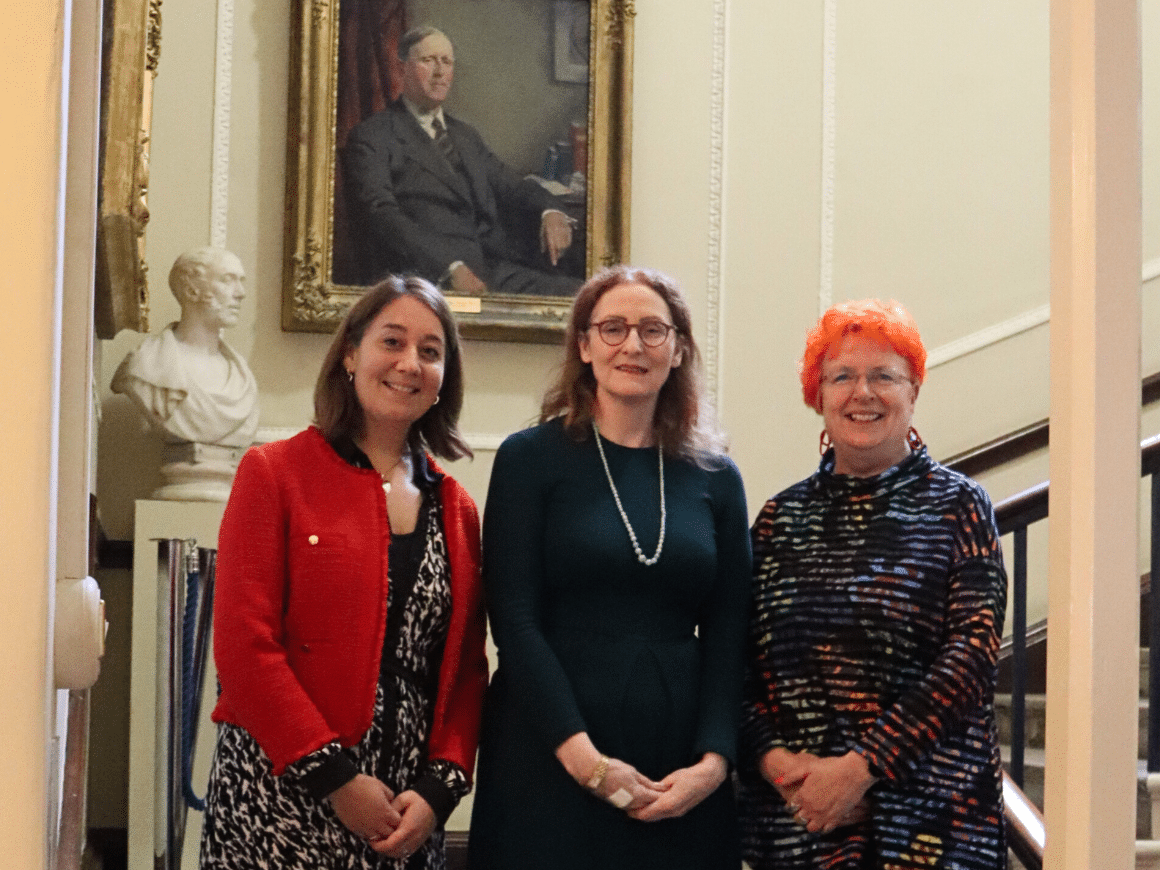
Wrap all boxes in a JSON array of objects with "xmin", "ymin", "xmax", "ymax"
[
  {"xmin": 1000, "ymin": 747, "xmax": 1153, "ymax": 839},
  {"xmin": 1138, "ymin": 840, "xmax": 1160, "ymax": 870},
  {"xmin": 996, "ymin": 693, "xmax": 1150, "ymax": 758}
]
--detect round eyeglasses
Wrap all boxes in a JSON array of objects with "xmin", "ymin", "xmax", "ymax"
[{"xmin": 588, "ymin": 318, "xmax": 677, "ymax": 348}]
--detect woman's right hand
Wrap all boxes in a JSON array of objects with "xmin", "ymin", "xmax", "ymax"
[
  {"xmin": 759, "ymin": 746, "xmax": 812, "ymax": 792},
  {"xmin": 328, "ymin": 774, "xmax": 402, "ymax": 842},
  {"xmin": 760, "ymin": 748, "xmax": 874, "ymax": 831},
  {"xmin": 556, "ymin": 732, "xmax": 666, "ymax": 812},
  {"xmin": 595, "ymin": 756, "xmax": 668, "ymax": 812}
]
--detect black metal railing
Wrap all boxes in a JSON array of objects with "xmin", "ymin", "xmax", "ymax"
[
  {"xmin": 1143, "ymin": 433, "xmax": 1160, "ymax": 771},
  {"xmin": 993, "ymin": 481, "xmax": 1049, "ymax": 789},
  {"xmin": 984, "ymin": 433, "xmax": 1160, "ymax": 869},
  {"xmin": 987, "ymin": 435, "xmax": 1160, "ymax": 783}
]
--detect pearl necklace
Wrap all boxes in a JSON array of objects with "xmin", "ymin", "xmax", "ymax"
[{"xmin": 592, "ymin": 422, "xmax": 665, "ymax": 566}]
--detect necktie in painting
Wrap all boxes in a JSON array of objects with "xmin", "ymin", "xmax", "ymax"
[{"xmin": 432, "ymin": 116, "xmax": 459, "ymax": 166}]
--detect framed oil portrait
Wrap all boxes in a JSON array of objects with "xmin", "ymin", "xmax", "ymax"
[
  {"xmin": 94, "ymin": 0, "xmax": 161, "ymax": 339},
  {"xmin": 282, "ymin": 0, "xmax": 635, "ymax": 342}
]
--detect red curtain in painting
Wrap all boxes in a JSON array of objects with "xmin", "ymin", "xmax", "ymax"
[{"xmin": 333, "ymin": 0, "xmax": 407, "ymax": 284}]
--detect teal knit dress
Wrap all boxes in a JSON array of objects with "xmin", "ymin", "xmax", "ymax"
[{"xmin": 468, "ymin": 420, "xmax": 752, "ymax": 870}]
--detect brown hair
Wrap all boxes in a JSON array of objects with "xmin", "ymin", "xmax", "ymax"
[
  {"xmin": 540, "ymin": 265, "xmax": 724, "ymax": 463},
  {"xmin": 314, "ymin": 275, "xmax": 472, "ymax": 460},
  {"xmin": 799, "ymin": 298, "xmax": 926, "ymax": 413}
]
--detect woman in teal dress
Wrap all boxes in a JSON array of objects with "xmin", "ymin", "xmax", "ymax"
[{"xmin": 468, "ymin": 266, "xmax": 752, "ymax": 870}]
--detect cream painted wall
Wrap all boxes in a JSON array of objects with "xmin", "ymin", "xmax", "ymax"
[
  {"xmin": 722, "ymin": 1, "xmax": 1055, "ymax": 511},
  {"xmin": 1, "ymin": 2, "xmax": 64, "ymax": 866}
]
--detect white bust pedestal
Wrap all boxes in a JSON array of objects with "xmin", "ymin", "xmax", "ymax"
[
  {"xmin": 127, "ymin": 499, "xmax": 224, "ymax": 870},
  {"xmin": 154, "ymin": 442, "xmax": 245, "ymax": 502}
]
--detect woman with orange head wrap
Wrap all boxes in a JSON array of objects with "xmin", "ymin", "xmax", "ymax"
[{"xmin": 739, "ymin": 300, "xmax": 1007, "ymax": 868}]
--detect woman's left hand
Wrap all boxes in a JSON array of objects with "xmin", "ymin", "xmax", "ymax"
[
  {"xmin": 785, "ymin": 751, "xmax": 876, "ymax": 835},
  {"xmin": 628, "ymin": 752, "xmax": 728, "ymax": 822},
  {"xmin": 369, "ymin": 790, "xmax": 436, "ymax": 859}
]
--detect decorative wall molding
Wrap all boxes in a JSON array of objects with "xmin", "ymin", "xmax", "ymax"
[
  {"xmin": 817, "ymin": 0, "xmax": 837, "ymax": 314},
  {"xmin": 256, "ymin": 426, "xmax": 507, "ymax": 453},
  {"xmin": 1145, "ymin": 257, "xmax": 1160, "ymax": 284},
  {"xmin": 463, "ymin": 433, "xmax": 506, "ymax": 452},
  {"xmin": 209, "ymin": 0, "xmax": 234, "ymax": 248},
  {"xmin": 926, "ymin": 304, "xmax": 1049, "ymax": 369},
  {"xmin": 927, "ymin": 262, "xmax": 1158, "ymax": 369},
  {"xmin": 255, "ymin": 426, "xmax": 305, "ymax": 444},
  {"xmin": 705, "ymin": 0, "xmax": 727, "ymax": 406}
]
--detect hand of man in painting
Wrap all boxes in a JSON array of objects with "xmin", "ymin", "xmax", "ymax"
[
  {"xmin": 371, "ymin": 790, "xmax": 437, "ymax": 859},
  {"xmin": 629, "ymin": 752, "xmax": 727, "ymax": 821},
  {"xmin": 541, "ymin": 210, "xmax": 574, "ymax": 266},
  {"xmin": 328, "ymin": 773, "xmax": 401, "ymax": 842},
  {"xmin": 449, "ymin": 263, "xmax": 486, "ymax": 294}
]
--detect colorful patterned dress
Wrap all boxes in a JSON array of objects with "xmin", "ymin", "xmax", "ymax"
[{"xmin": 739, "ymin": 447, "xmax": 1007, "ymax": 869}]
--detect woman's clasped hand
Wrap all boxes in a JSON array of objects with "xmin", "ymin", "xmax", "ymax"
[{"xmin": 759, "ymin": 749, "xmax": 873, "ymax": 834}]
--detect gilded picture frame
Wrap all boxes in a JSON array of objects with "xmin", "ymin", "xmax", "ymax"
[
  {"xmin": 281, "ymin": 0, "xmax": 634, "ymax": 343},
  {"xmin": 94, "ymin": 0, "xmax": 161, "ymax": 339}
]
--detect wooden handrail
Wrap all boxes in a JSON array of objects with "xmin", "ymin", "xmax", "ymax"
[
  {"xmin": 1004, "ymin": 771, "xmax": 1045, "ymax": 869},
  {"xmin": 944, "ymin": 372, "xmax": 1160, "ymax": 479},
  {"xmin": 989, "ymin": 432, "xmax": 1160, "ymax": 536},
  {"xmin": 994, "ymin": 482, "xmax": 1049, "ymax": 536}
]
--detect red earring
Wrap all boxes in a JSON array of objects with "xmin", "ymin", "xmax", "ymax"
[
  {"xmin": 819, "ymin": 430, "xmax": 833, "ymax": 456},
  {"xmin": 907, "ymin": 426, "xmax": 923, "ymax": 450}
]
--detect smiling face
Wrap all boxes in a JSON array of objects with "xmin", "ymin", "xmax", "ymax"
[
  {"xmin": 344, "ymin": 295, "xmax": 446, "ymax": 435},
  {"xmin": 401, "ymin": 31, "xmax": 455, "ymax": 112},
  {"xmin": 819, "ymin": 333, "xmax": 919, "ymax": 477},
  {"xmin": 578, "ymin": 281, "xmax": 683, "ymax": 414}
]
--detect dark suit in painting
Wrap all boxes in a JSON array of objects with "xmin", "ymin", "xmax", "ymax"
[{"xmin": 343, "ymin": 101, "xmax": 581, "ymax": 296}]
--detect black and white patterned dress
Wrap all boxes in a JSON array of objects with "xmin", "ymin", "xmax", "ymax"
[{"xmin": 200, "ymin": 451, "xmax": 469, "ymax": 870}]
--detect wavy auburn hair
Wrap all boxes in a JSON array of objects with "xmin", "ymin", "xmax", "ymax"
[
  {"xmin": 540, "ymin": 265, "xmax": 725, "ymax": 462},
  {"xmin": 799, "ymin": 298, "xmax": 927, "ymax": 412},
  {"xmin": 314, "ymin": 275, "xmax": 471, "ymax": 460}
]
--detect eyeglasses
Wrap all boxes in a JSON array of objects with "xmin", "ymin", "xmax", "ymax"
[
  {"xmin": 588, "ymin": 318, "xmax": 677, "ymax": 348},
  {"xmin": 822, "ymin": 368, "xmax": 912, "ymax": 395}
]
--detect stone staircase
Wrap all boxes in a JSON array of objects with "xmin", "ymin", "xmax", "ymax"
[{"xmin": 995, "ymin": 648, "xmax": 1156, "ymax": 862}]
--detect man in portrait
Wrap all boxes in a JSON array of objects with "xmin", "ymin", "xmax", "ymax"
[{"xmin": 343, "ymin": 25, "xmax": 583, "ymax": 296}]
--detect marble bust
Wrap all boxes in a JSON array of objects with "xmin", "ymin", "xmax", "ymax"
[{"xmin": 112, "ymin": 247, "xmax": 260, "ymax": 500}]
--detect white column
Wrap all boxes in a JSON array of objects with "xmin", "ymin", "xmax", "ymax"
[
  {"xmin": 0, "ymin": 0, "xmax": 68, "ymax": 865},
  {"xmin": 1044, "ymin": 0, "xmax": 1141, "ymax": 867}
]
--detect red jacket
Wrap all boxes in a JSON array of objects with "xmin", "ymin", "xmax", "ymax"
[{"xmin": 211, "ymin": 426, "xmax": 488, "ymax": 777}]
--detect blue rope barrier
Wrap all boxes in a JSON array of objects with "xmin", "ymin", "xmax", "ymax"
[{"xmin": 182, "ymin": 564, "xmax": 206, "ymax": 811}]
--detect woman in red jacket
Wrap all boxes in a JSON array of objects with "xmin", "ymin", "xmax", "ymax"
[{"xmin": 199, "ymin": 275, "xmax": 488, "ymax": 869}]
